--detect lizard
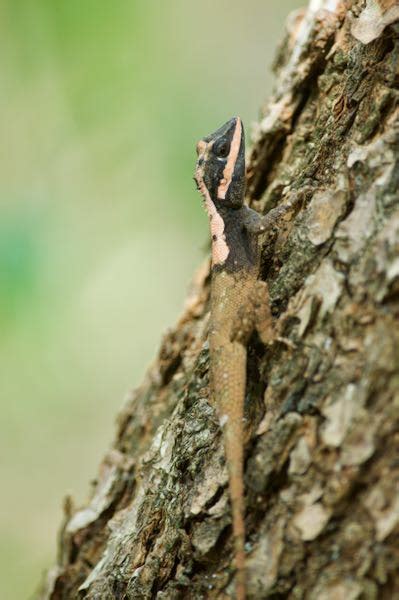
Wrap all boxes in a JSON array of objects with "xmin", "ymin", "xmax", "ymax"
[{"xmin": 194, "ymin": 116, "xmax": 296, "ymax": 599}]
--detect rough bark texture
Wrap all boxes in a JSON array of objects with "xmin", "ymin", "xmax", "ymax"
[{"xmin": 41, "ymin": 1, "xmax": 399, "ymax": 598}]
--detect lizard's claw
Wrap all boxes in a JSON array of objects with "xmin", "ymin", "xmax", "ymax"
[{"xmin": 276, "ymin": 335, "xmax": 296, "ymax": 349}]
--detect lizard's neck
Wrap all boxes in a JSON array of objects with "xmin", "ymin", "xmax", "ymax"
[{"xmin": 210, "ymin": 205, "xmax": 259, "ymax": 275}]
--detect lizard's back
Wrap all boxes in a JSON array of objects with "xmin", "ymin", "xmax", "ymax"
[{"xmin": 209, "ymin": 268, "xmax": 257, "ymax": 599}]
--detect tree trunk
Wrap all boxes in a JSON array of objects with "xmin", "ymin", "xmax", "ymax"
[{"xmin": 41, "ymin": 1, "xmax": 399, "ymax": 598}]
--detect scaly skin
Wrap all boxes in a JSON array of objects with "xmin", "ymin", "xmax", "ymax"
[
  {"xmin": 195, "ymin": 117, "xmax": 293, "ymax": 599},
  {"xmin": 210, "ymin": 269, "xmax": 256, "ymax": 600}
]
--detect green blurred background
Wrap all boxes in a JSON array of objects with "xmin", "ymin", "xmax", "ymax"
[{"xmin": 0, "ymin": 1, "xmax": 302, "ymax": 598}]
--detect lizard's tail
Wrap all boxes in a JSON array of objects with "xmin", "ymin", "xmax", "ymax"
[
  {"xmin": 211, "ymin": 343, "xmax": 246, "ymax": 600},
  {"xmin": 216, "ymin": 348, "xmax": 247, "ymax": 600},
  {"xmin": 224, "ymin": 415, "xmax": 246, "ymax": 600}
]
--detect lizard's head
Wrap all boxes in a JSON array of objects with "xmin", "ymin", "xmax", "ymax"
[{"xmin": 194, "ymin": 116, "xmax": 245, "ymax": 210}]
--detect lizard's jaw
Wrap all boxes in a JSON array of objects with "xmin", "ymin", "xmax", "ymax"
[{"xmin": 195, "ymin": 147, "xmax": 230, "ymax": 267}]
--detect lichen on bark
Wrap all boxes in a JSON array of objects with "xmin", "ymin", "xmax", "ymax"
[{"xmin": 41, "ymin": 1, "xmax": 399, "ymax": 598}]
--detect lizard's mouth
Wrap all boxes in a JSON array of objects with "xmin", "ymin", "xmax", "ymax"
[
  {"xmin": 194, "ymin": 163, "xmax": 208, "ymax": 202},
  {"xmin": 194, "ymin": 142, "xmax": 208, "ymax": 198},
  {"xmin": 196, "ymin": 140, "xmax": 207, "ymax": 156}
]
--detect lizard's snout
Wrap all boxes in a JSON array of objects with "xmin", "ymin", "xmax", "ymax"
[{"xmin": 196, "ymin": 140, "xmax": 207, "ymax": 156}]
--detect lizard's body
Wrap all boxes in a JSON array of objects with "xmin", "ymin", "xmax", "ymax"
[
  {"xmin": 195, "ymin": 117, "xmax": 293, "ymax": 599},
  {"xmin": 209, "ymin": 269, "xmax": 256, "ymax": 600}
]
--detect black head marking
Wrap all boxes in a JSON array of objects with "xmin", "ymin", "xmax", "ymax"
[
  {"xmin": 195, "ymin": 116, "xmax": 246, "ymax": 210},
  {"xmin": 195, "ymin": 117, "xmax": 255, "ymax": 270}
]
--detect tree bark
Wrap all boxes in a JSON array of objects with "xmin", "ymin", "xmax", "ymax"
[{"xmin": 41, "ymin": 1, "xmax": 399, "ymax": 598}]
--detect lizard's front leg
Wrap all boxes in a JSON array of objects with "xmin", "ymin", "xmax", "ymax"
[{"xmin": 243, "ymin": 193, "xmax": 302, "ymax": 236}]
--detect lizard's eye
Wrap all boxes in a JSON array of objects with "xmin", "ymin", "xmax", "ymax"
[{"xmin": 213, "ymin": 139, "xmax": 230, "ymax": 159}]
